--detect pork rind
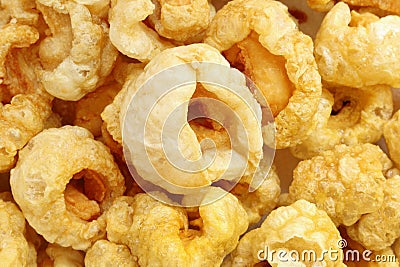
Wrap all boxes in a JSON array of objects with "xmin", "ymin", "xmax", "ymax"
[
  {"xmin": 384, "ymin": 110, "xmax": 400, "ymax": 168},
  {"xmin": 288, "ymin": 143, "xmax": 391, "ymax": 226},
  {"xmin": 0, "ymin": 23, "xmax": 39, "ymax": 83},
  {"xmin": 308, "ymin": 0, "xmax": 400, "ymax": 14},
  {"xmin": 291, "ymin": 85, "xmax": 393, "ymax": 159},
  {"xmin": 108, "ymin": 0, "xmax": 173, "ymax": 62},
  {"xmin": 147, "ymin": 0, "xmax": 211, "ymax": 43},
  {"xmin": 39, "ymin": 1, "xmax": 118, "ymax": 100},
  {"xmin": 0, "ymin": 198, "xmax": 37, "ymax": 266},
  {"xmin": 225, "ymin": 199, "xmax": 345, "ymax": 266},
  {"xmin": 0, "ymin": 94, "xmax": 52, "ymax": 172},
  {"xmin": 231, "ymin": 164, "xmax": 280, "ymax": 225},
  {"xmin": 122, "ymin": 43, "xmax": 263, "ymax": 193},
  {"xmin": 204, "ymin": 0, "xmax": 322, "ymax": 148},
  {"xmin": 106, "ymin": 188, "xmax": 248, "ymax": 266},
  {"xmin": 10, "ymin": 126, "xmax": 125, "ymax": 250},
  {"xmin": 43, "ymin": 243, "xmax": 85, "ymax": 266},
  {"xmin": 74, "ymin": 81, "xmax": 121, "ymax": 137},
  {"xmin": 314, "ymin": 2, "xmax": 400, "ymax": 88},
  {"xmin": 85, "ymin": 240, "xmax": 138, "ymax": 267},
  {"xmin": 346, "ymin": 175, "xmax": 400, "ymax": 251},
  {"xmin": 0, "ymin": 0, "xmax": 38, "ymax": 26}
]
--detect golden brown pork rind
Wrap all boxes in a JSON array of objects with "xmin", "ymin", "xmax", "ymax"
[
  {"xmin": 108, "ymin": 0, "xmax": 173, "ymax": 62},
  {"xmin": 384, "ymin": 110, "xmax": 400, "ymax": 168},
  {"xmin": 0, "ymin": 94, "xmax": 52, "ymax": 173},
  {"xmin": 106, "ymin": 189, "xmax": 248, "ymax": 267},
  {"xmin": 10, "ymin": 126, "xmax": 125, "ymax": 250},
  {"xmin": 346, "ymin": 175, "xmax": 400, "ymax": 251},
  {"xmin": 0, "ymin": 198, "xmax": 37, "ymax": 266},
  {"xmin": 225, "ymin": 199, "xmax": 345, "ymax": 267},
  {"xmin": 314, "ymin": 2, "xmax": 400, "ymax": 88},
  {"xmin": 288, "ymin": 143, "xmax": 391, "ymax": 226},
  {"xmin": 204, "ymin": 0, "xmax": 322, "ymax": 148},
  {"xmin": 122, "ymin": 43, "xmax": 263, "ymax": 193},
  {"xmin": 85, "ymin": 240, "xmax": 138, "ymax": 267},
  {"xmin": 147, "ymin": 0, "xmax": 211, "ymax": 43},
  {"xmin": 44, "ymin": 243, "xmax": 85, "ymax": 266},
  {"xmin": 39, "ymin": 1, "xmax": 118, "ymax": 100},
  {"xmin": 291, "ymin": 85, "xmax": 393, "ymax": 159},
  {"xmin": 308, "ymin": 0, "xmax": 400, "ymax": 14},
  {"xmin": 0, "ymin": 0, "xmax": 38, "ymax": 26}
]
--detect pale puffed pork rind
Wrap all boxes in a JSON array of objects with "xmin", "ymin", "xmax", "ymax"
[
  {"xmin": 384, "ymin": 110, "xmax": 400, "ymax": 168},
  {"xmin": 38, "ymin": 1, "xmax": 118, "ymax": 100},
  {"xmin": 0, "ymin": 0, "xmax": 38, "ymax": 26},
  {"xmin": 0, "ymin": 94, "xmax": 52, "ymax": 173},
  {"xmin": 0, "ymin": 198, "xmax": 37, "ymax": 266},
  {"xmin": 224, "ymin": 199, "xmax": 345, "ymax": 267},
  {"xmin": 109, "ymin": 0, "xmax": 173, "ymax": 62},
  {"xmin": 106, "ymin": 188, "xmax": 248, "ymax": 267},
  {"xmin": 307, "ymin": 0, "xmax": 400, "ymax": 14},
  {"xmin": 204, "ymin": 0, "xmax": 322, "ymax": 149},
  {"xmin": 10, "ymin": 126, "xmax": 125, "ymax": 250},
  {"xmin": 147, "ymin": 0, "xmax": 211, "ymax": 43},
  {"xmin": 290, "ymin": 85, "xmax": 393, "ymax": 159},
  {"xmin": 288, "ymin": 143, "xmax": 391, "ymax": 226},
  {"xmin": 314, "ymin": 2, "xmax": 400, "ymax": 88},
  {"xmin": 44, "ymin": 243, "xmax": 85, "ymax": 266},
  {"xmin": 346, "ymin": 175, "xmax": 400, "ymax": 251},
  {"xmin": 122, "ymin": 43, "xmax": 263, "ymax": 193},
  {"xmin": 85, "ymin": 240, "xmax": 138, "ymax": 267}
]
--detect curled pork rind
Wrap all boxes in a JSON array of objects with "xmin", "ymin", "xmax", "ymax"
[
  {"xmin": 122, "ymin": 43, "xmax": 263, "ymax": 193},
  {"xmin": 0, "ymin": 94, "xmax": 52, "ymax": 173},
  {"xmin": 85, "ymin": 240, "xmax": 138, "ymax": 267},
  {"xmin": 314, "ymin": 2, "xmax": 400, "ymax": 88},
  {"xmin": 291, "ymin": 85, "xmax": 393, "ymax": 159},
  {"xmin": 44, "ymin": 243, "xmax": 85, "ymax": 266},
  {"xmin": 225, "ymin": 199, "xmax": 345, "ymax": 266},
  {"xmin": 39, "ymin": 1, "xmax": 118, "ymax": 100},
  {"xmin": 204, "ymin": 0, "xmax": 322, "ymax": 148},
  {"xmin": 10, "ymin": 126, "xmax": 125, "ymax": 250},
  {"xmin": 109, "ymin": 0, "xmax": 173, "ymax": 62},
  {"xmin": 346, "ymin": 175, "xmax": 400, "ymax": 251},
  {"xmin": 0, "ymin": 0, "xmax": 38, "ymax": 26},
  {"xmin": 308, "ymin": 0, "xmax": 400, "ymax": 14},
  {"xmin": 288, "ymin": 143, "xmax": 391, "ymax": 226},
  {"xmin": 147, "ymin": 0, "xmax": 210, "ymax": 43},
  {"xmin": 0, "ymin": 23, "xmax": 39, "ymax": 83},
  {"xmin": 384, "ymin": 110, "xmax": 400, "ymax": 168},
  {"xmin": 0, "ymin": 198, "xmax": 37, "ymax": 266},
  {"xmin": 231, "ymin": 164, "xmax": 280, "ymax": 225},
  {"xmin": 106, "ymin": 189, "xmax": 248, "ymax": 266}
]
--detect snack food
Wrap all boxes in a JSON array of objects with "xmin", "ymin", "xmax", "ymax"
[
  {"xmin": 85, "ymin": 240, "xmax": 138, "ymax": 267},
  {"xmin": 384, "ymin": 110, "xmax": 400, "ymax": 168},
  {"xmin": 10, "ymin": 126, "xmax": 125, "ymax": 250},
  {"xmin": 308, "ymin": 0, "xmax": 400, "ymax": 14}
]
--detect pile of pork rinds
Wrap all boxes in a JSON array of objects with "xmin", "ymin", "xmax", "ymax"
[{"xmin": 2, "ymin": 0, "xmax": 400, "ymax": 266}]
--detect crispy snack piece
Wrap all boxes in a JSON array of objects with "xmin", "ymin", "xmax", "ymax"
[
  {"xmin": 384, "ymin": 110, "xmax": 400, "ymax": 168},
  {"xmin": 225, "ymin": 199, "xmax": 345, "ymax": 266},
  {"xmin": 39, "ymin": 1, "xmax": 118, "ymax": 100},
  {"xmin": 122, "ymin": 44, "xmax": 263, "ymax": 193},
  {"xmin": 314, "ymin": 2, "xmax": 400, "ymax": 88},
  {"xmin": 0, "ymin": 198, "xmax": 37, "ymax": 266},
  {"xmin": 85, "ymin": 240, "xmax": 138, "ymax": 267},
  {"xmin": 0, "ymin": 0, "xmax": 38, "ymax": 26},
  {"xmin": 0, "ymin": 23, "xmax": 39, "ymax": 83},
  {"xmin": 10, "ymin": 126, "xmax": 125, "ymax": 250},
  {"xmin": 288, "ymin": 143, "xmax": 391, "ymax": 226},
  {"xmin": 204, "ymin": 0, "xmax": 322, "ymax": 148},
  {"xmin": 147, "ymin": 0, "xmax": 210, "ymax": 43},
  {"xmin": 109, "ymin": 0, "xmax": 173, "ymax": 62},
  {"xmin": 346, "ymin": 175, "xmax": 400, "ymax": 251},
  {"xmin": 42, "ymin": 243, "xmax": 85, "ymax": 266},
  {"xmin": 231, "ymin": 165, "xmax": 280, "ymax": 225},
  {"xmin": 74, "ymin": 81, "xmax": 121, "ymax": 137},
  {"xmin": 308, "ymin": 0, "xmax": 400, "ymax": 14},
  {"xmin": 106, "ymin": 189, "xmax": 248, "ymax": 267},
  {"xmin": 0, "ymin": 94, "xmax": 52, "ymax": 173},
  {"xmin": 291, "ymin": 86, "xmax": 393, "ymax": 159}
]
